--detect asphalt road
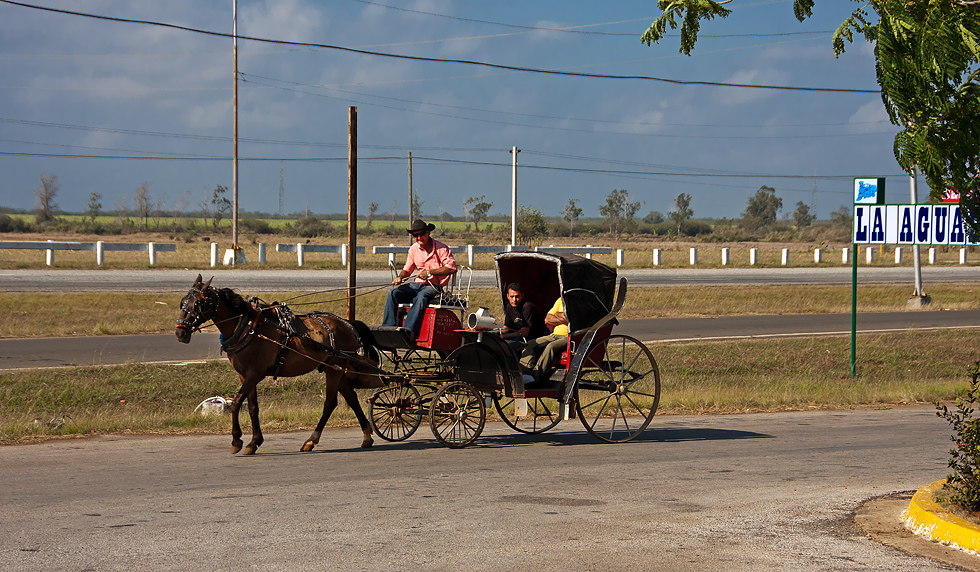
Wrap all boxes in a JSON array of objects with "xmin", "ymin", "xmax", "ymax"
[
  {"xmin": 4, "ymin": 310, "xmax": 980, "ymax": 370},
  {"xmin": 0, "ymin": 406, "xmax": 960, "ymax": 571},
  {"xmin": 2, "ymin": 265, "xmax": 980, "ymax": 292}
]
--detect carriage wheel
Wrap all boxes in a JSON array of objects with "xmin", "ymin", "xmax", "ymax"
[
  {"xmin": 493, "ymin": 395, "xmax": 561, "ymax": 435},
  {"xmin": 429, "ymin": 381, "xmax": 486, "ymax": 449},
  {"xmin": 368, "ymin": 384, "xmax": 423, "ymax": 442},
  {"xmin": 575, "ymin": 334, "xmax": 661, "ymax": 443}
]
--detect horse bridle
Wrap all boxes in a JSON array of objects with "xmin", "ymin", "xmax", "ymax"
[{"xmin": 176, "ymin": 284, "xmax": 216, "ymax": 333}]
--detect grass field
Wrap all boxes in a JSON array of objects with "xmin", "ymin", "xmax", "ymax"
[{"xmin": 2, "ymin": 329, "xmax": 974, "ymax": 445}]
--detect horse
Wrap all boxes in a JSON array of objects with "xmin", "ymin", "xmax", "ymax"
[{"xmin": 175, "ymin": 274, "xmax": 380, "ymax": 455}]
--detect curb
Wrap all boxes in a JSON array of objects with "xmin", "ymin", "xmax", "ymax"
[{"xmin": 904, "ymin": 479, "xmax": 980, "ymax": 554}]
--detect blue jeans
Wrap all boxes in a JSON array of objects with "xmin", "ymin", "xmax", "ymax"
[{"xmin": 382, "ymin": 282, "xmax": 440, "ymax": 338}]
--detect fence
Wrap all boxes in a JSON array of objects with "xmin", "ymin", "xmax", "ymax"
[
  {"xmin": 0, "ymin": 240, "xmax": 175, "ymax": 266},
  {"xmin": 372, "ymin": 244, "xmax": 618, "ymax": 266}
]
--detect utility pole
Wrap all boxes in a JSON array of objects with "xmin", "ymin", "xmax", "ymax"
[
  {"xmin": 408, "ymin": 151, "xmax": 414, "ymax": 222},
  {"xmin": 910, "ymin": 168, "xmax": 930, "ymax": 306},
  {"xmin": 278, "ymin": 160, "xmax": 284, "ymax": 216},
  {"xmin": 231, "ymin": 0, "xmax": 241, "ymax": 265},
  {"xmin": 510, "ymin": 146, "xmax": 520, "ymax": 246},
  {"xmin": 347, "ymin": 107, "xmax": 357, "ymax": 321}
]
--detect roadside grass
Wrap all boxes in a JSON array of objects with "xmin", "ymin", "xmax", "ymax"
[
  {"xmin": 2, "ymin": 284, "xmax": 979, "ymax": 338},
  {"xmin": 2, "ymin": 329, "xmax": 974, "ymax": 445}
]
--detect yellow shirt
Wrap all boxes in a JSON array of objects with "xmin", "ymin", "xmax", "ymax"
[{"xmin": 548, "ymin": 298, "xmax": 567, "ymax": 336}]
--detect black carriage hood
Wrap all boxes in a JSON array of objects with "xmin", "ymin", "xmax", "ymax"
[{"xmin": 494, "ymin": 252, "xmax": 616, "ymax": 332}]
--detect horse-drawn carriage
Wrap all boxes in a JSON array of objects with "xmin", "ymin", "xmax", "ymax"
[{"xmin": 176, "ymin": 251, "xmax": 661, "ymax": 454}]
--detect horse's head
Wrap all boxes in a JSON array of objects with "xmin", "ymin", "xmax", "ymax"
[{"xmin": 175, "ymin": 274, "xmax": 215, "ymax": 343}]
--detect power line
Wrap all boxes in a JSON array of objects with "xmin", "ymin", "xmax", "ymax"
[{"xmin": 0, "ymin": 0, "xmax": 880, "ymax": 94}]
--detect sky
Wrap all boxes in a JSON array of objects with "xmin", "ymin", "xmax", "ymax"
[{"xmin": 0, "ymin": 0, "xmax": 909, "ymax": 221}]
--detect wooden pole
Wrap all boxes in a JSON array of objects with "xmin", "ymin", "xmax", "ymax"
[{"xmin": 347, "ymin": 106, "xmax": 357, "ymax": 321}]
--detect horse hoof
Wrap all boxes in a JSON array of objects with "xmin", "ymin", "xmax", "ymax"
[
  {"xmin": 361, "ymin": 437, "xmax": 374, "ymax": 449},
  {"xmin": 230, "ymin": 445, "xmax": 242, "ymax": 454},
  {"xmin": 243, "ymin": 446, "xmax": 257, "ymax": 455},
  {"xmin": 300, "ymin": 441, "xmax": 315, "ymax": 452}
]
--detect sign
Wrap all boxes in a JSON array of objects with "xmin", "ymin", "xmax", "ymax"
[
  {"xmin": 942, "ymin": 189, "xmax": 961, "ymax": 203},
  {"xmin": 853, "ymin": 204, "xmax": 977, "ymax": 245},
  {"xmin": 854, "ymin": 178, "xmax": 885, "ymax": 205}
]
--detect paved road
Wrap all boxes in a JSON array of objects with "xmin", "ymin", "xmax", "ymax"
[
  {"xmin": 0, "ymin": 406, "xmax": 959, "ymax": 571},
  {"xmin": 2, "ymin": 265, "xmax": 979, "ymax": 292},
  {"xmin": 4, "ymin": 310, "xmax": 979, "ymax": 370}
]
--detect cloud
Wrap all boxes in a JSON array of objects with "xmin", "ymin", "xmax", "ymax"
[
  {"xmin": 715, "ymin": 68, "xmax": 790, "ymax": 106},
  {"xmin": 240, "ymin": 0, "xmax": 323, "ymax": 43}
]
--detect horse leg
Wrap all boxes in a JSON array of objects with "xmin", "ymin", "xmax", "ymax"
[
  {"xmin": 339, "ymin": 381, "xmax": 374, "ymax": 449},
  {"xmin": 242, "ymin": 386, "xmax": 264, "ymax": 455},
  {"xmin": 301, "ymin": 372, "xmax": 340, "ymax": 452},
  {"xmin": 230, "ymin": 372, "xmax": 262, "ymax": 455}
]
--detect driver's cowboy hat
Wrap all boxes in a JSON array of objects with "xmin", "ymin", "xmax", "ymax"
[{"xmin": 407, "ymin": 219, "xmax": 436, "ymax": 235}]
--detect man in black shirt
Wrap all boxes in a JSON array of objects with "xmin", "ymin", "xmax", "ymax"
[{"xmin": 500, "ymin": 282, "xmax": 546, "ymax": 352}]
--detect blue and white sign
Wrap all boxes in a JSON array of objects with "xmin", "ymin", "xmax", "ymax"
[
  {"xmin": 854, "ymin": 178, "xmax": 886, "ymax": 205},
  {"xmin": 853, "ymin": 204, "xmax": 976, "ymax": 245}
]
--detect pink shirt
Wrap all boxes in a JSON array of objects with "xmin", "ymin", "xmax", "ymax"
[{"xmin": 403, "ymin": 239, "xmax": 457, "ymax": 287}]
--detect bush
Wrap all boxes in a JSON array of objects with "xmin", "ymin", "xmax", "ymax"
[
  {"xmin": 937, "ymin": 360, "xmax": 980, "ymax": 510},
  {"xmin": 0, "ymin": 214, "xmax": 31, "ymax": 233}
]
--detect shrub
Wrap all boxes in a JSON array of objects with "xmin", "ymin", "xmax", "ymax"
[{"xmin": 936, "ymin": 360, "xmax": 980, "ymax": 510}]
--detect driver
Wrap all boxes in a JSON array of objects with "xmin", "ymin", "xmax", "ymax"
[
  {"xmin": 519, "ymin": 296, "xmax": 568, "ymax": 383},
  {"xmin": 381, "ymin": 219, "xmax": 457, "ymax": 340}
]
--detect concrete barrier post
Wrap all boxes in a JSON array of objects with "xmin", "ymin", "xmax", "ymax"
[
  {"xmin": 721, "ymin": 248, "xmax": 730, "ymax": 266},
  {"xmin": 296, "ymin": 243, "xmax": 304, "ymax": 267},
  {"xmin": 781, "ymin": 248, "xmax": 789, "ymax": 266},
  {"xmin": 865, "ymin": 246, "xmax": 873, "ymax": 264},
  {"xmin": 689, "ymin": 247, "xmax": 698, "ymax": 266},
  {"xmin": 467, "ymin": 244, "xmax": 475, "ymax": 267},
  {"xmin": 586, "ymin": 245, "xmax": 593, "ymax": 260},
  {"xmin": 962, "ymin": 247, "xmax": 968, "ymax": 264},
  {"xmin": 929, "ymin": 247, "xmax": 937, "ymax": 264},
  {"xmin": 814, "ymin": 248, "xmax": 822, "ymax": 264},
  {"xmin": 148, "ymin": 242, "xmax": 157, "ymax": 266},
  {"xmin": 616, "ymin": 249, "xmax": 624, "ymax": 266},
  {"xmin": 96, "ymin": 240, "xmax": 105, "ymax": 266},
  {"xmin": 653, "ymin": 249, "xmax": 661, "ymax": 266},
  {"xmin": 750, "ymin": 248, "xmax": 758, "ymax": 265},
  {"xmin": 842, "ymin": 247, "xmax": 849, "ymax": 264},
  {"xmin": 258, "ymin": 243, "xmax": 267, "ymax": 264},
  {"xmin": 210, "ymin": 243, "xmax": 219, "ymax": 267},
  {"xmin": 388, "ymin": 243, "xmax": 396, "ymax": 267},
  {"xmin": 895, "ymin": 247, "xmax": 902, "ymax": 264},
  {"xmin": 45, "ymin": 239, "xmax": 54, "ymax": 266},
  {"xmin": 341, "ymin": 243, "xmax": 348, "ymax": 266}
]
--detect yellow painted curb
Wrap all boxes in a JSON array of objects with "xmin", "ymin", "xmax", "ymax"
[{"xmin": 903, "ymin": 479, "xmax": 980, "ymax": 554}]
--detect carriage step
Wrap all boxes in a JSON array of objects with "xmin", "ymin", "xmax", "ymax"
[{"xmin": 369, "ymin": 326, "xmax": 416, "ymax": 350}]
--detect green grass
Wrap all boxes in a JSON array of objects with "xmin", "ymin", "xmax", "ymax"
[{"xmin": 2, "ymin": 329, "xmax": 974, "ymax": 445}]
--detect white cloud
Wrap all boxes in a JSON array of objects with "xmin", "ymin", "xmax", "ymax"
[
  {"xmin": 715, "ymin": 68, "xmax": 790, "ymax": 106},
  {"xmin": 240, "ymin": 0, "xmax": 323, "ymax": 43}
]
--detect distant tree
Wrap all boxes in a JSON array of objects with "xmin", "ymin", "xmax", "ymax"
[
  {"xmin": 366, "ymin": 201, "xmax": 379, "ymax": 230},
  {"xmin": 411, "ymin": 194, "xmax": 424, "ymax": 220},
  {"xmin": 387, "ymin": 199, "xmax": 398, "ymax": 230},
  {"xmin": 561, "ymin": 198, "xmax": 583, "ymax": 237},
  {"xmin": 830, "ymin": 204, "xmax": 852, "ymax": 228},
  {"xmin": 516, "ymin": 205, "xmax": 547, "ymax": 246},
  {"xmin": 464, "ymin": 195, "xmax": 493, "ymax": 231},
  {"xmin": 210, "ymin": 185, "xmax": 231, "ymax": 230},
  {"xmin": 33, "ymin": 173, "xmax": 59, "ymax": 223},
  {"xmin": 599, "ymin": 189, "xmax": 642, "ymax": 239},
  {"xmin": 173, "ymin": 191, "xmax": 190, "ymax": 226},
  {"xmin": 154, "ymin": 192, "xmax": 166, "ymax": 229},
  {"xmin": 793, "ymin": 201, "xmax": 815, "ymax": 229},
  {"xmin": 116, "ymin": 195, "xmax": 131, "ymax": 225},
  {"xmin": 86, "ymin": 192, "xmax": 102, "ymax": 224},
  {"xmin": 742, "ymin": 186, "xmax": 782, "ymax": 229},
  {"xmin": 133, "ymin": 182, "xmax": 152, "ymax": 231},
  {"xmin": 643, "ymin": 210, "xmax": 665, "ymax": 224},
  {"xmin": 668, "ymin": 193, "xmax": 693, "ymax": 235}
]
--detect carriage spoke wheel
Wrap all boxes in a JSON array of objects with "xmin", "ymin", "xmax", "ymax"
[
  {"xmin": 369, "ymin": 384, "xmax": 423, "ymax": 442},
  {"xmin": 575, "ymin": 334, "xmax": 661, "ymax": 443},
  {"xmin": 429, "ymin": 381, "xmax": 486, "ymax": 449},
  {"xmin": 494, "ymin": 395, "xmax": 561, "ymax": 435}
]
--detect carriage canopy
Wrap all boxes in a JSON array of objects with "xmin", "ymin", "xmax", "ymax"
[{"xmin": 493, "ymin": 251, "xmax": 617, "ymax": 333}]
